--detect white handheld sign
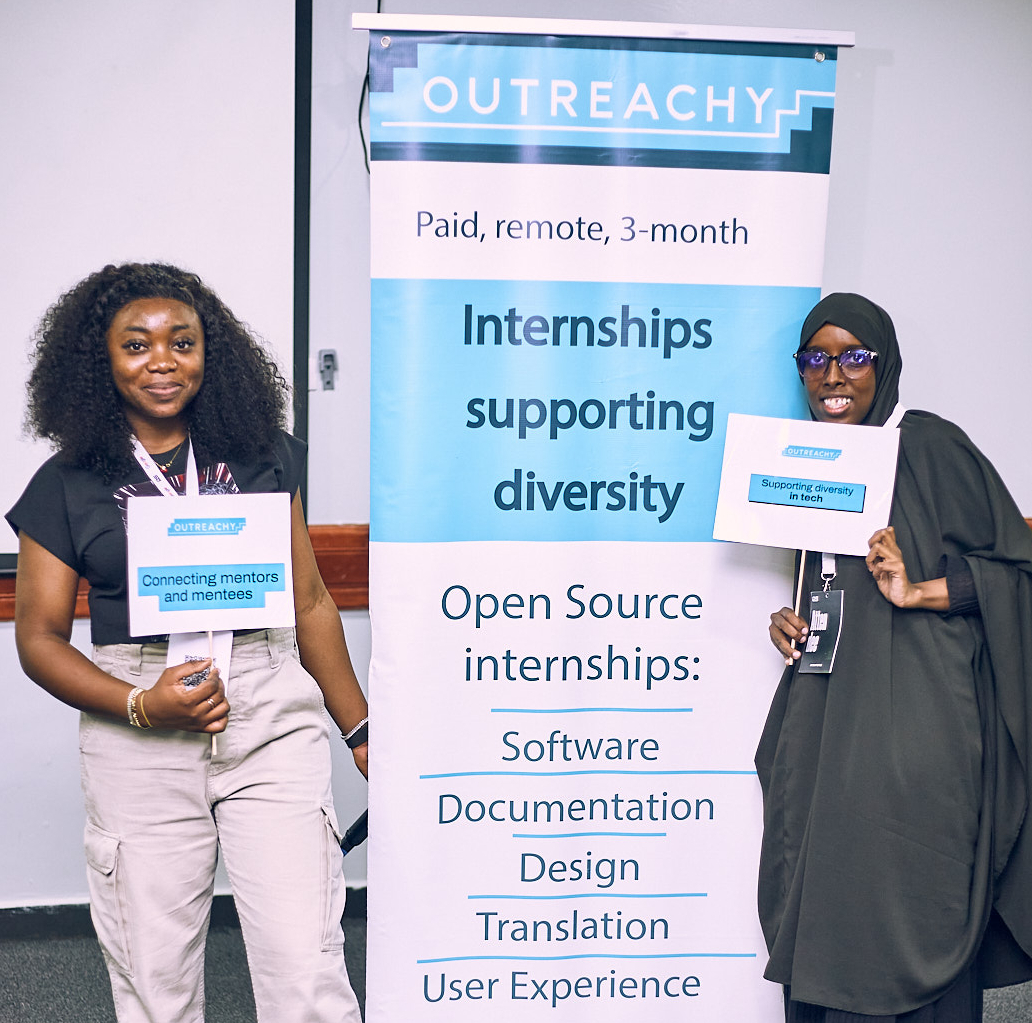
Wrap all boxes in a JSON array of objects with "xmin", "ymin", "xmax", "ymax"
[
  {"xmin": 713, "ymin": 413, "xmax": 901, "ymax": 556},
  {"xmin": 126, "ymin": 492, "xmax": 294, "ymax": 637}
]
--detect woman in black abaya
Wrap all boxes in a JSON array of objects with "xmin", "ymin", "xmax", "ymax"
[{"xmin": 760, "ymin": 293, "xmax": 1032, "ymax": 1022}]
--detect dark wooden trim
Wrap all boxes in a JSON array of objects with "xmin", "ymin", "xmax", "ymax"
[
  {"xmin": 0, "ymin": 524, "xmax": 370, "ymax": 621},
  {"xmin": 309, "ymin": 524, "xmax": 369, "ymax": 610},
  {"xmin": 4, "ymin": 522, "xmax": 1032, "ymax": 621}
]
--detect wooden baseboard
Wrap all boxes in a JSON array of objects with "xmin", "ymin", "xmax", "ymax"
[
  {"xmin": 0, "ymin": 524, "xmax": 370, "ymax": 621},
  {"xmin": 0, "ymin": 889, "xmax": 368, "ymax": 938}
]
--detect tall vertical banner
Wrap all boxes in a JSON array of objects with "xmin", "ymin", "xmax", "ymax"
[{"xmin": 356, "ymin": 15, "xmax": 850, "ymax": 1020}]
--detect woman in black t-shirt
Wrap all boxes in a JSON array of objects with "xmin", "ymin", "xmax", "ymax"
[{"xmin": 8, "ymin": 263, "xmax": 366, "ymax": 1023}]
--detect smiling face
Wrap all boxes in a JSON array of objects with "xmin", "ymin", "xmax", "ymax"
[
  {"xmin": 105, "ymin": 297, "xmax": 205, "ymax": 447},
  {"xmin": 802, "ymin": 324, "xmax": 877, "ymax": 425}
]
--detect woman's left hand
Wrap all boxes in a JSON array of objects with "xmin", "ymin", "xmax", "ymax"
[
  {"xmin": 866, "ymin": 527, "xmax": 917, "ymax": 607},
  {"xmin": 866, "ymin": 527, "xmax": 952, "ymax": 612},
  {"xmin": 351, "ymin": 742, "xmax": 368, "ymax": 780}
]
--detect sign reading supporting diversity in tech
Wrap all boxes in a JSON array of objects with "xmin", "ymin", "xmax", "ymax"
[
  {"xmin": 356, "ymin": 14, "xmax": 850, "ymax": 1022},
  {"xmin": 713, "ymin": 413, "xmax": 901, "ymax": 555},
  {"xmin": 126, "ymin": 492, "xmax": 294, "ymax": 636}
]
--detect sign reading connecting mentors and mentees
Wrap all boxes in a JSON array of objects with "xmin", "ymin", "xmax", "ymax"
[
  {"xmin": 355, "ymin": 15, "xmax": 850, "ymax": 1021},
  {"xmin": 126, "ymin": 492, "xmax": 293, "ymax": 636}
]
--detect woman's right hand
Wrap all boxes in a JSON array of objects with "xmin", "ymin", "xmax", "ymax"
[
  {"xmin": 138, "ymin": 659, "xmax": 229, "ymax": 733},
  {"xmin": 769, "ymin": 607, "xmax": 808, "ymax": 666}
]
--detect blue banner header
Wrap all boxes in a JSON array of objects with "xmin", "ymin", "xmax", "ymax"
[{"xmin": 369, "ymin": 33, "xmax": 837, "ymax": 170}]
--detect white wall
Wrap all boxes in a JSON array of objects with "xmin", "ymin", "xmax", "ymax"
[
  {"xmin": 1, "ymin": 0, "xmax": 297, "ymax": 555},
  {"xmin": 2, "ymin": 0, "xmax": 1030, "ymax": 908}
]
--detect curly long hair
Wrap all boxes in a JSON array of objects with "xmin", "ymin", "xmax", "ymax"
[{"xmin": 27, "ymin": 262, "xmax": 289, "ymax": 480}]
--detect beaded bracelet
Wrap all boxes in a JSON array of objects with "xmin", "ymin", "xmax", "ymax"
[
  {"xmin": 127, "ymin": 686, "xmax": 151, "ymax": 729},
  {"xmin": 342, "ymin": 717, "xmax": 368, "ymax": 749}
]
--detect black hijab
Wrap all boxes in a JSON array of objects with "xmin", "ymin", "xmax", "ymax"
[{"xmin": 798, "ymin": 293, "xmax": 901, "ymax": 426}]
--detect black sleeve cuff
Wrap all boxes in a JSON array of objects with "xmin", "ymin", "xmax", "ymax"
[
  {"xmin": 938, "ymin": 555, "xmax": 980, "ymax": 618},
  {"xmin": 343, "ymin": 719, "xmax": 368, "ymax": 748}
]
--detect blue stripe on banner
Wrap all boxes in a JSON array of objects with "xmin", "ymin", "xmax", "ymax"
[
  {"xmin": 489, "ymin": 708, "xmax": 694, "ymax": 713},
  {"xmin": 368, "ymin": 36, "xmax": 837, "ymax": 164},
  {"xmin": 417, "ymin": 952, "xmax": 755, "ymax": 963},
  {"xmin": 465, "ymin": 893, "xmax": 707, "ymax": 901},
  {"xmin": 370, "ymin": 280, "xmax": 812, "ymax": 542}
]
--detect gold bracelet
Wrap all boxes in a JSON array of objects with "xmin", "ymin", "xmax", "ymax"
[{"xmin": 137, "ymin": 690, "xmax": 152, "ymax": 729}]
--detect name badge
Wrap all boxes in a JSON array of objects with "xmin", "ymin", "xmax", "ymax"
[{"xmin": 797, "ymin": 589, "xmax": 844, "ymax": 675}]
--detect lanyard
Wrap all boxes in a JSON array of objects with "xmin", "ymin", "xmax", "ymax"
[
  {"xmin": 130, "ymin": 435, "xmax": 198, "ymax": 497},
  {"xmin": 131, "ymin": 433, "xmax": 227, "ymax": 755},
  {"xmin": 821, "ymin": 551, "xmax": 837, "ymax": 592}
]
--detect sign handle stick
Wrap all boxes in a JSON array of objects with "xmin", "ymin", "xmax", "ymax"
[
  {"xmin": 791, "ymin": 550, "xmax": 808, "ymax": 656},
  {"xmin": 208, "ymin": 630, "xmax": 217, "ymax": 757}
]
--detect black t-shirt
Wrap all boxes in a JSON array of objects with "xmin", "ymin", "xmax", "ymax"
[{"xmin": 6, "ymin": 431, "xmax": 306, "ymax": 644}]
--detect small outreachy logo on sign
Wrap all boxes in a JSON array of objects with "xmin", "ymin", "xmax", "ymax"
[
  {"xmin": 168, "ymin": 517, "xmax": 247, "ymax": 536},
  {"xmin": 781, "ymin": 445, "xmax": 842, "ymax": 461}
]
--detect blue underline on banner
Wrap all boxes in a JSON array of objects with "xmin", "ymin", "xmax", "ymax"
[
  {"xmin": 467, "ymin": 893, "xmax": 707, "ymax": 900},
  {"xmin": 490, "ymin": 707, "xmax": 693, "ymax": 714},
  {"xmin": 512, "ymin": 832, "xmax": 666, "ymax": 839},
  {"xmin": 420, "ymin": 769, "xmax": 755, "ymax": 778},
  {"xmin": 417, "ymin": 951, "xmax": 754, "ymax": 963}
]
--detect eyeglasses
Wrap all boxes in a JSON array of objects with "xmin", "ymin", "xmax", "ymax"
[{"xmin": 793, "ymin": 348, "xmax": 878, "ymax": 380}]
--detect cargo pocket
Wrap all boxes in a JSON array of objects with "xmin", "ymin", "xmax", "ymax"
[
  {"xmin": 84, "ymin": 822, "xmax": 133, "ymax": 976},
  {"xmin": 319, "ymin": 805, "xmax": 347, "ymax": 952}
]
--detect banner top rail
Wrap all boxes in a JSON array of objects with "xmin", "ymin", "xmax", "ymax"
[{"xmin": 351, "ymin": 13, "xmax": 854, "ymax": 48}]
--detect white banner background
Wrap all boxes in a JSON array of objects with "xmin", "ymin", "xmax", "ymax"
[{"xmin": 360, "ymin": 18, "xmax": 846, "ymax": 1020}]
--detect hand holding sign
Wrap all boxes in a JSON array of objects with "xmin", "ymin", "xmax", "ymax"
[
  {"xmin": 135, "ymin": 658, "xmax": 229, "ymax": 733},
  {"xmin": 769, "ymin": 605, "xmax": 808, "ymax": 665}
]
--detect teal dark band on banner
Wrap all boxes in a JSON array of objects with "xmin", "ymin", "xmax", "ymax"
[
  {"xmin": 371, "ymin": 110, "xmax": 834, "ymax": 172},
  {"xmin": 747, "ymin": 474, "xmax": 866, "ymax": 512},
  {"xmin": 369, "ymin": 32, "xmax": 837, "ymax": 86}
]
